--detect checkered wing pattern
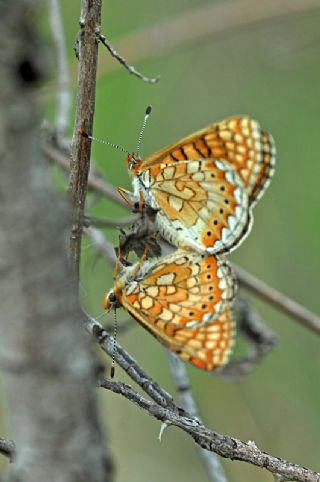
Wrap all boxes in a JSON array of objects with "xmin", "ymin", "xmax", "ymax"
[
  {"xmin": 107, "ymin": 249, "xmax": 236, "ymax": 371},
  {"xmin": 138, "ymin": 115, "xmax": 276, "ymax": 207}
]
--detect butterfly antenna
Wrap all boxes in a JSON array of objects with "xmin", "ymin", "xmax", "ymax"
[
  {"xmin": 136, "ymin": 105, "xmax": 152, "ymax": 157},
  {"xmin": 79, "ymin": 128, "xmax": 130, "ymax": 156},
  {"xmin": 110, "ymin": 307, "xmax": 118, "ymax": 378}
]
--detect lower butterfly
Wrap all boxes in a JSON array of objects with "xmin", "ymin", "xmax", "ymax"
[
  {"xmin": 119, "ymin": 114, "xmax": 276, "ymax": 255},
  {"xmin": 104, "ymin": 248, "xmax": 237, "ymax": 370}
]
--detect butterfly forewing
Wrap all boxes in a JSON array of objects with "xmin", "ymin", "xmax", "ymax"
[{"xmin": 137, "ymin": 115, "xmax": 275, "ymax": 207}]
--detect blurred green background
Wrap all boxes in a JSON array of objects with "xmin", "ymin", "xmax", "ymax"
[{"xmin": 1, "ymin": 1, "xmax": 320, "ymax": 481}]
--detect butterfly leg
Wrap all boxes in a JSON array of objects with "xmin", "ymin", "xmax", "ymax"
[
  {"xmin": 113, "ymin": 238, "xmax": 122, "ymax": 281},
  {"xmin": 130, "ymin": 243, "xmax": 149, "ymax": 278},
  {"xmin": 117, "ymin": 187, "xmax": 137, "ymax": 208}
]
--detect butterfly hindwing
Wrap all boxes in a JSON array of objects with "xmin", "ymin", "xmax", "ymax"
[
  {"xmin": 145, "ymin": 158, "xmax": 252, "ymax": 254},
  {"xmin": 117, "ymin": 249, "xmax": 236, "ymax": 370}
]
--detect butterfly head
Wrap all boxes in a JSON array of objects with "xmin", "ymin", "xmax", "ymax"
[
  {"xmin": 103, "ymin": 289, "xmax": 121, "ymax": 312},
  {"xmin": 125, "ymin": 152, "xmax": 142, "ymax": 175}
]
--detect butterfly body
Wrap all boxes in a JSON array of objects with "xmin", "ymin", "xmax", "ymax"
[{"xmin": 104, "ymin": 249, "xmax": 237, "ymax": 370}]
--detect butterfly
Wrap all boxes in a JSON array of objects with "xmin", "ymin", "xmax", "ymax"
[
  {"xmin": 118, "ymin": 115, "xmax": 275, "ymax": 255},
  {"xmin": 104, "ymin": 248, "xmax": 237, "ymax": 371}
]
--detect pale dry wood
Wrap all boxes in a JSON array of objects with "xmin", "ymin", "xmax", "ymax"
[
  {"xmin": 49, "ymin": 0, "xmax": 71, "ymax": 134},
  {"xmin": 0, "ymin": 1, "xmax": 111, "ymax": 481}
]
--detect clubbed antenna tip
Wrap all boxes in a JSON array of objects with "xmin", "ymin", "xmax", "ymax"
[{"xmin": 136, "ymin": 105, "xmax": 153, "ymax": 156}]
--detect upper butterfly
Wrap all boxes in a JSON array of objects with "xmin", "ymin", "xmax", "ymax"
[{"xmin": 119, "ymin": 115, "xmax": 275, "ymax": 255}]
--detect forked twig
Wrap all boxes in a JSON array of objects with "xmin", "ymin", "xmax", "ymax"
[{"xmin": 97, "ymin": 32, "xmax": 160, "ymax": 84}]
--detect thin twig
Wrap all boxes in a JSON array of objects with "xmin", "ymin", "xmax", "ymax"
[
  {"xmin": 96, "ymin": 0, "xmax": 320, "ymax": 79},
  {"xmin": 167, "ymin": 352, "xmax": 227, "ymax": 482},
  {"xmin": 97, "ymin": 33, "xmax": 160, "ymax": 84},
  {"xmin": 84, "ymin": 226, "xmax": 117, "ymax": 265},
  {"xmin": 48, "ymin": 0, "xmax": 71, "ymax": 134},
  {"xmin": 44, "ymin": 141, "xmax": 129, "ymax": 208},
  {"xmin": 234, "ymin": 265, "xmax": 320, "ymax": 335},
  {"xmin": 0, "ymin": 438, "xmax": 15, "ymax": 461},
  {"xmin": 84, "ymin": 213, "xmax": 139, "ymax": 228},
  {"xmin": 85, "ymin": 315, "xmax": 178, "ymax": 410},
  {"xmin": 69, "ymin": 0, "xmax": 102, "ymax": 279},
  {"xmin": 99, "ymin": 376, "xmax": 320, "ymax": 482}
]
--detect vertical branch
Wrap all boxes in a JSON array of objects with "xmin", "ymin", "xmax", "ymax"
[{"xmin": 69, "ymin": 0, "xmax": 102, "ymax": 280}]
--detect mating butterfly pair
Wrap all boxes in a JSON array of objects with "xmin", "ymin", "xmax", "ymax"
[{"xmin": 104, "ymin": 115, "xmax": 276, "ymax": 370}]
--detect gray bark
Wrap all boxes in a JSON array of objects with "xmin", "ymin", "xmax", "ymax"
[{"xmin": 0, "ymin": 3, "xmax": 112, "ymax": 481}]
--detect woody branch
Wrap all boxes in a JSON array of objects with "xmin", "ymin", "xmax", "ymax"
[{"xmin": 86, "ymin": 316, "xmax": 320, "ymax": 482}]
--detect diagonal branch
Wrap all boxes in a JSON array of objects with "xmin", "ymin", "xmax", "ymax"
[
  {"xmin": 85, "ymin": 315, "xmax": 178, "ymax": 411},
  {"xmin": 44, "ymin": 141, "xmax": 128, "ymax": 207},
  {"xmin": 100, "ymin": 376, "xmax": 320, "ymax": 482},
  {"xmin": 234, "ymin": 264, "xmax": 320, "ymax": 334}
]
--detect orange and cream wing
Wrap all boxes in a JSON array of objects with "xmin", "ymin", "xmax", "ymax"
[
  {"xmin": 167, "ymin": 305, "xmax": 235, "ymax": 371},
  {"xmin": 116, "ymin": 249, "xmax": 236, "ymax": 370},
  {"xmin": 137, "ymin": 115, "xmax": 275, "ymax": 207},
  {"xmin": 143, "ymin": 158, "xmax": 252, "ymax": 254}
]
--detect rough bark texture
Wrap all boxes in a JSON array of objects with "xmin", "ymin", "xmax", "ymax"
[
  {"xmin": 0, "ymin": 2, "xmax": 112, "ymax": 481},
  {"xmin": 69, "ymin": 0, "xmax": 102, "ymax": 279}
]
